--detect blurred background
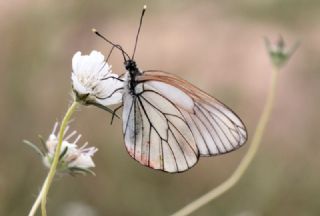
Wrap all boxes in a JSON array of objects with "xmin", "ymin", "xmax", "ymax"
[{"xmin": 0, "ymin": 0, "xmax": 319, "ymax": 215}]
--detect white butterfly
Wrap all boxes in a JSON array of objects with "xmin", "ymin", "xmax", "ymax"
[{"xmin": 89, "ymin": 5, "xmax": 247, "ymax": 173}]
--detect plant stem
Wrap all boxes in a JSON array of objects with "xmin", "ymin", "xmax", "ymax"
[
  {"xmin": 28, "ymin": 178, "xmax": 47, "ymax": 216},
  {"xmin": 28, "ymin": 101, "xmax": 78, "ymax": 216},
  {"xmin": 41, "ymin": 101, "xmax": 78, "ymax": 216},
  {"xmin": 171, "ymin": 67, "xmax": 279, "ymax": 216}
]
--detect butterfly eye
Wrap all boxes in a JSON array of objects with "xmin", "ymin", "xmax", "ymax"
[{"xmin": 125, "ymin": 62, "xmax": 130, "ymax": 70}]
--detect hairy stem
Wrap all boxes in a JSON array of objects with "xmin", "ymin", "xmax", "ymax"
[{"xmin": 171, "ymin": 67, "xmax": 279, "ymax": 216}]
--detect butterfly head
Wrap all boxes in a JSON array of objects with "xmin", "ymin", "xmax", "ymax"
[
  {"xmin": 125, "ymin": 59, "xmax": 136, "ymax": 70},
  {"xmin": 125, "ymin": 59, "xmax": 140, "ymax": 75}
]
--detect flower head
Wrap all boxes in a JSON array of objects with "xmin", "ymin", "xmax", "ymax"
[
  {"xmin": 24, "ymin": 122, "xmax": 98, "ymax": 175},
  {"xmin": 71, "ymin": 51, "xmax": 123, "ymax": 107},
  {"xmin": 42, "ymin": 122, "xmax": 98, "ymax": 175}
]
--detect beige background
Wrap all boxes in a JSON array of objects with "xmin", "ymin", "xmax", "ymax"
[{"xmin": 0, "ymin": 0, "xmax": 319, "ymax": 215}]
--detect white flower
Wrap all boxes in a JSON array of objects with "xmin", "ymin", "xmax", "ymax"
[
  {"xmin": 71, "ymin": 50, "xmax": 123, "ymax": 107},
  {"xmin": 44, "ymin": 122, "xmax": 98, "ymax": 175}
]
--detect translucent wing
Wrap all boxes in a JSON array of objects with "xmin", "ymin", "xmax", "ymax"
[
  {"xmin": 123, "ymin": 71, "xmax": 247, "ymax": 173},
  {"xmin": 122, "ymin": 82, "xmax": 199, "ymax": 173}
]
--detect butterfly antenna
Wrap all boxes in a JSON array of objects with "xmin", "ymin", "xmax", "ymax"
[
  {"xmin": 132, "ymin": 5, "xmax": 147, "ymax": 60},
  {"xmin": 92, "ymin": 28, "xmax": 130, "ymax": 61},
  {"xmin": 106, "ymin": 45, "xmax": 116, "ymax": 62}
]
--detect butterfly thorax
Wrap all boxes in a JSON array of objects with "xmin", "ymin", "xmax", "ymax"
[{"xmin": 124, "ymin": 59, "xmax": 142, "ymax": 94}]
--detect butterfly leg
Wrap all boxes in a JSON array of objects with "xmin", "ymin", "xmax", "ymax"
[{"xmin": 110, "ymin": 104, "xmax": 123, "ymax": 125}]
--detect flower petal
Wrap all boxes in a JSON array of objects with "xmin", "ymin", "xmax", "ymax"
[
  {"xmin": 72, "ymin": 73, "xmax": 89, "ymax": 95},
  {"xmin": 72, "ymin": 51, "xmax": 82, "ymax": 74},
  {"xmin": 69, "ymin": 154, "xmax": 96, "ymax": 168}
]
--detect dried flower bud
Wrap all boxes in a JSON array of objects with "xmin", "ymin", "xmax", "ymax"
[{"xmin": 264, "ymin": 36, "xmax": 300, "ymax": 68}]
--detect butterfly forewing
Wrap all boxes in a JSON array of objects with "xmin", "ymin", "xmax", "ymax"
[
  {"xmin": 123, "ymin": 81, "xmax": 199, "ymax": 173},
  {"xmin": 122, "ymin": 70, "xmax": 247, "ymax": 173}
]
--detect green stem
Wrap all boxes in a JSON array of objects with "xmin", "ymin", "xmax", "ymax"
[
  {"xmin": 171, "ymin": 67, "xmax": 279, "ymax": 216},
  {"xmin": 29, "ymin": 101, "xmax": 78, "ymax": 216}
]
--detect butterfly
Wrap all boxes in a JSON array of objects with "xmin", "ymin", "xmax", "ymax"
[{"xmin": 93, "ymin": 5, "xmax": 247, "ymax": 173}]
